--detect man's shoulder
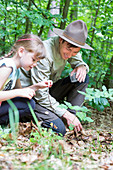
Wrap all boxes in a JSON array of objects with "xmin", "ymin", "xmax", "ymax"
[
  {"xmin": 43, "ymin": 36, "xmax": 59, "ymax": 46},
  {"xmin": 43, "ymin": 36, "xmax": 59, "ymax": 59}
]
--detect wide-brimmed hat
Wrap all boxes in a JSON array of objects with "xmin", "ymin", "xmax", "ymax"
[{"xmin": 53, "ymin": 20, "xmax": 94, "ymax": 50}]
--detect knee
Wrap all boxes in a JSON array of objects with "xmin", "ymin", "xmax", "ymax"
[
  {"xmin": 18, "ymin": 98, "xmax": 35, "ymax": 114},
  {"xmin": 56, "ymin": 120, "xmax": 66, "ymax": 136},
  {"xmin": 76, "ymin": 74, "xmax": 89, "ymax": 86},
  {"xmin": 22, "ymin": 98, "xmax": 35, "ymax": 111},
  {"xmin": 29, "ymin": 99, "xmax": 35, "ymax": 110},
  {"xmin": 79, "ymin": 74, "xmax": 89, "ymax": 84},
  {"xmin": 11, "ymin": 97, "xmax": 35, "ymax": 110},
  {"xmin": 41, "ymin": 118, "xmax": 66, "ymax": 136}
]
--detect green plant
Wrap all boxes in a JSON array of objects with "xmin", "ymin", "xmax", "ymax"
[
  {"xmin": 27, "ymin": 101, "xmax": 41, "ymax": 130},
  {"xmin": 59, "ymin": 101, "xmax": 93, "ymax": 124},
  {"xmin": 78, "ymin": 85, "xmax": 113, "ymax": 111},
  {"xmin": 27, "ymin": 102, "xmax": 63, "ymax": 158},
  {"xmin": 0, "ymin": 125, "xmax": 11, "ymax": 139},
  {"xmin": 7, "ymin": 99, "xmax": 19, "ymax": 142}
]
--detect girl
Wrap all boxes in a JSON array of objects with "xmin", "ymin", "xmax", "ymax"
[{"xmin": 0, "ymin": 34, "xmax": 53, "ymax": 125}]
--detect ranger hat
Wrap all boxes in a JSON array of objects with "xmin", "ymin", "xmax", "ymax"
[{"xmin": 53, "ymin": 20, "xmax": 94, "ymax": 50}]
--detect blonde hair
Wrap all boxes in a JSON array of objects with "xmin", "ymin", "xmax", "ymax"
[{"xmin": 2, "ymin": 34, "xmax": 46, "ymax": 59}]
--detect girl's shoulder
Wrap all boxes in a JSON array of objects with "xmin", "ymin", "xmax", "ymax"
[{"xmin": 0, "ymin": 58, "xmax": 16, "ymax": 70}]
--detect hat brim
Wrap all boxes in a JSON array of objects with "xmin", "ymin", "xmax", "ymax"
[{"xmin": 53, "ymin": 28, "xmax": 94, "ymax": 51}]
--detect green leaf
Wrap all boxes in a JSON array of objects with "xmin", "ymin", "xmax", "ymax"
[
  {"xmin": 84, "ymin": 117, "xmax": 94, "ymax": 122},
  {"xmin": 99, "ymin": 98, "xmax": 109, "ymax": 106},
  {"xmin": 76, "ymin": 112, "xmax": 86, "ymax": 121},
  {"xmin": 64, "ymin": 101, "xmax": 72, "ymax": 107},
  {"xmin": 69, "ymin": 124, "xmax": 74, "ymax": 130},
  {"xmin": 58, "ymin": 104, "xmax": 68, "ymax": 109},
  {"xmin": 102, "ymin": 85, "xmax": 107, "ymax": 91}
]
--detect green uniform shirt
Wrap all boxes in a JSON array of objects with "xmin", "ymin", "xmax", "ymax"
[{"xmin": 20, "ymin": 36, "xmax": 89, "ymax": 117}]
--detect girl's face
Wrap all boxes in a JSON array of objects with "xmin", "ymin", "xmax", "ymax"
[
  {"xmin": 19, "ymin": 48, "xmax": 41, "ymax": 71},
  {"xmin": 59, "ymin": 38, "xmax": 81, "ymax": 60}
]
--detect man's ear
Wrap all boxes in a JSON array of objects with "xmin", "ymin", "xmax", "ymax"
[
  {"xmin": 18, "ymin": 47, "xmax": 25, "ymax": 57},
  {"xmin": 59, "ymin": 37, "xmax": 63, "ymax": 43}
]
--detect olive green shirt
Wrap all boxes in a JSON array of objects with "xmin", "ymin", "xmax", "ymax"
[{"xmin": 20, "ymin": 36, "xmax": 89, "ymax": 117}]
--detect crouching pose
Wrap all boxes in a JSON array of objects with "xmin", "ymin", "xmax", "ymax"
[
  {"xmin": 20, "ymin": 20, "xmax": 94, "ymax": 136},
  {"xmin": 0, "ymin": 34, "xmax": 53, "ymax": 125}
]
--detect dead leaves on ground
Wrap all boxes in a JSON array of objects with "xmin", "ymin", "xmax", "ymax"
[
  {"xmin": 64, "ymin": 128, "xmax": 113, "ymax": 169},
  {"xmin": 0, "ymin": 121, "xmax": 113, "ymax": 169}
]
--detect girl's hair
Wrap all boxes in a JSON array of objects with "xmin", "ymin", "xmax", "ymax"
[{"xmin": 2, "ymin": 34, "xmax": 46, "ymax": 59}]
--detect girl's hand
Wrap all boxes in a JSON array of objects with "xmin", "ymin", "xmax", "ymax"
[
  {"xmin": 38, "ymin": 80, "xmax": 53, "ymax": 88},
  {"xmin": 17, "ymin": 88, "xmax": 36, "ymax": 99},
  {"xmin": 30, "ymin": 80, "xmax": 53, "ymax": 91}
]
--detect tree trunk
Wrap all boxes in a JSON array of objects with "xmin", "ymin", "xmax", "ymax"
[
  {"xmin": 25, "ymin": 0, "xmax": 32, "ymax": 34},
  {"xmin": 60, "ymin": 0, "xmax": 71, "ymax": 29},
  {"xmin": 89, "ymin": 0, "xmax": 101, "ymax": 66},
  {"xmin": 14, "ymin": 2, "xmax": 18, "ymax": 41},
  {"xmin": 38, "ymin": 0, "xmax": 52, "ymax": 36},
  {"xmin": 103, "ymin": 56, "xmax": 113, "ymax": 89},
  {"xmin": 1, "ymin": 1, "xmax": 7, "ymax": 55},
  {"xmin": 70, "ymin": 0, "xmax": 79, "ymax": 20},
  {"xmin": 48, "ymin": 0, "xmax": 60, "ymax": 37}
]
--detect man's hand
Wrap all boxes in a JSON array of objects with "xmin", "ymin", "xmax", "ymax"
[
  {"xmin": 62, "ymin": 110, "xmax": 82, "ymax": 133},
  {"xmin": 70, "ymin": 65, "xmax": 86, "ymax": 82}
]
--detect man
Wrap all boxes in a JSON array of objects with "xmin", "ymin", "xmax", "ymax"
[{"xmin": 20, "ymin": 20, "xmax": 94, "ymax": 136}]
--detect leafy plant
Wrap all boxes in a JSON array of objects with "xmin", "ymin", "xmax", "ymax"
[
  {"xmin": 59, "ymin": 101, "xmax": 93, "ymax": 124},
  {"xmin": 78, "ymin": 85, "xmax": 113, "ymax": 111},
  {"xmin": 0, "ymin": 125, "xmax": 11, "ymax": 139},
  {"xmin": 27, "ymin": 102, "xmax": 64, "ymax": 158}
]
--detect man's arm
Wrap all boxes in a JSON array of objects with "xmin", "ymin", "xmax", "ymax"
[
  {"xmin": 30, "ymin": 58, "xmax": 67, "ymax": 117},
  {"xmin": 68, "ymin": 52, "xmax": 88, "ymax": 82}
]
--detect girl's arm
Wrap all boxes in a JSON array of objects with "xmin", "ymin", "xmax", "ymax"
[
  {"xmin": 0, "ymin": 66, "xmax": 52, "ymax": 102},
  {"xmin": 0, "ymin": 88, "xmax": 35, "ymax": 102},
  {"xmin": 0, "ymin": 67, "xmax": 35, "ymax": 102}
]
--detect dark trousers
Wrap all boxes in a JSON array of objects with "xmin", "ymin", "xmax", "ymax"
[
  {"xmin": 34, "ymin": 75, "xmax": 89, "ymax": 136},
  {"xmin": 0, "ymin": 97, "xmax": 35, "ymax": 125}
]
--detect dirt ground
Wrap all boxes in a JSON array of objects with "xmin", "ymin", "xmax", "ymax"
[{"xmin": 0, "ymin": 104, "xmax": 113, "ymax": 170}]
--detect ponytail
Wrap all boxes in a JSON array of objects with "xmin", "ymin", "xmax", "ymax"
[{"xmin": 1, "ymin": 50, "xmax": 13, "ymax": 59}]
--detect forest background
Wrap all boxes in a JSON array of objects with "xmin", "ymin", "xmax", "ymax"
[
  {"xmin": 0, "ymin": 0, "xmax": 113, "ymax": 89},
  {"xmin": 0, "ymin": 0, "xmax": 113, "ymax": 169}
]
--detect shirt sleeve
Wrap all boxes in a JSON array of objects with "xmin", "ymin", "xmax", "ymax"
[
  {"xmin": 31, "ymin": 58, "xmax": 67, "ymax": 117},
  {"xmin": 68, "ymin": 52, "xmax": 89, "ymax": 72}
]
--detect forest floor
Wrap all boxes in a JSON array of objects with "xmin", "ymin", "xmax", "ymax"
[{"xmin": 0, "ymin": 103, "xmax": 113, "ymax": 170}]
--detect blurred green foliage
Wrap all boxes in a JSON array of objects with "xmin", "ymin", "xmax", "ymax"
[{"xmin": 0, "ymin": 0, "xmax": 113, "ymax": 88}]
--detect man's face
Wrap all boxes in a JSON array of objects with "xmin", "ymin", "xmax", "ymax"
[{"xmin": 59, "ymin": 38, "xmax": 81, "ymax": 60}]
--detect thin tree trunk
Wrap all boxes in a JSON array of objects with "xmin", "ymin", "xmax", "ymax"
[
  {"xmin": 89, "ymin": 0, "xmax": 101, "ymax": 66},
  {"xmin": 14, "ymin": 2, "xmax": 18, "ymax": 41},
  {"xmin": 31, "ymin": 0, "xmax": 52, "ymax": 36},
  {"xmin": 1, "ymin": 1, "xmax": 7, "ymax": 55},
  {"xmin": 103, "ymin": 56, "xmax": 113, "ymax": 89},
  {"xmin": 60, "ymin": 0, "xmax": 71, "ymax": 29},
  {"xmin": 48, "ymin": 0, "xmax": 60, "ymax": 37},
  {"xmin": 25, "ymin": 0, "xmax": 31, "ymax": 34},
  {"xmin": 70, "ymin": 0, "xmax": 79, "ymax": 20}
]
